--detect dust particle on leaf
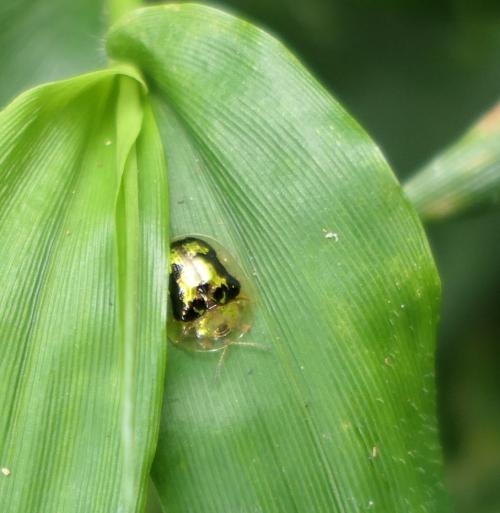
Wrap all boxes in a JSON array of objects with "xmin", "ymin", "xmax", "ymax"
[{"xmin": 322, "ymin": 229, "xmax": 339, "ymax": 241}]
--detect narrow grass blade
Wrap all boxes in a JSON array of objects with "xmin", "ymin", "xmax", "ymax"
[{"xmin": 405, "ymin": 102, "xmax": 500, "ymax": 222}]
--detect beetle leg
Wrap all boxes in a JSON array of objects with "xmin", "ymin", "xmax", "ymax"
[
  {"xmin": 229, "ymin": 341, "xmax": 270, "ymax": 351},
  {"xmin": 214, "ymin": 341, "xmax": 271, "ymax": 381},
  {"xmin": 215, "ymin": 344, "xmax": 230, "ymax": 381}
]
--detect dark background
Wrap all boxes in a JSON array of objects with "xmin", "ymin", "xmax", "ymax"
[{"xmin": 1, "ymin": 1, "xmax": 499, "ymax": 511}]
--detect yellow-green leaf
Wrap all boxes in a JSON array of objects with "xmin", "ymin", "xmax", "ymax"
[{"xmin": 0, "ymin": 67, "xmax": 168, "ymax": 513}]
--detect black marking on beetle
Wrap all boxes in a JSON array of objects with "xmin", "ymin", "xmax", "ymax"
[{"xmin": 169, "ymin": 237, "xmax": 241, "ymax": 322}]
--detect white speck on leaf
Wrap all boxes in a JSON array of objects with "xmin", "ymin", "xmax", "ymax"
[
  {"xmin": 323, "ymin": 229, "xmax": 339, "ymax": 241},
  {"xmin": 1, "ymin": 467, "xmax": 11, "ymax": 476}
]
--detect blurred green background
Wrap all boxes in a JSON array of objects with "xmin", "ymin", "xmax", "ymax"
[{"xmin": 1, "ymin": 1, "xmax": 499, "ymax": 512}]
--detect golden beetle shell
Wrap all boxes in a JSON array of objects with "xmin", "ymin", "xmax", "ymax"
[{"xmin": 167, "ymin": 235, "xmax": 254, "ymax": 353}]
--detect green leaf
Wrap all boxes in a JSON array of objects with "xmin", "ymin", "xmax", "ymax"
[
  {"xmin": 108, "ymin": 5, "xmax": 448, "ymax": 513},
  {"xmin": 404, "ymin": 102, "xmax": 500, "ymax": 222},
  {"xmin": 0, "ymin": 0, "xmax": 106, "ymax": 107},
  {"xmin": 0, "ymin": 67, "xmax": 168, "ymax": 512}
]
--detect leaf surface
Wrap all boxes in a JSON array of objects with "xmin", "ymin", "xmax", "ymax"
[
  {"xmin": 0, "ymin": 67, "xmax": 168, "ymax": 513},
  {"xmin": 0, "ymin": 0, "xmax": 106, "ymax": 107},
  {"xmin": 108, "ymin": 5, "xmax": 448, "ymax": 513}
]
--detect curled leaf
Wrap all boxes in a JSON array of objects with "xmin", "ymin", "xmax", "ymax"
[{"xmin": 0, "ymin": 67, "xmax": 168, "ymax": 513}]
